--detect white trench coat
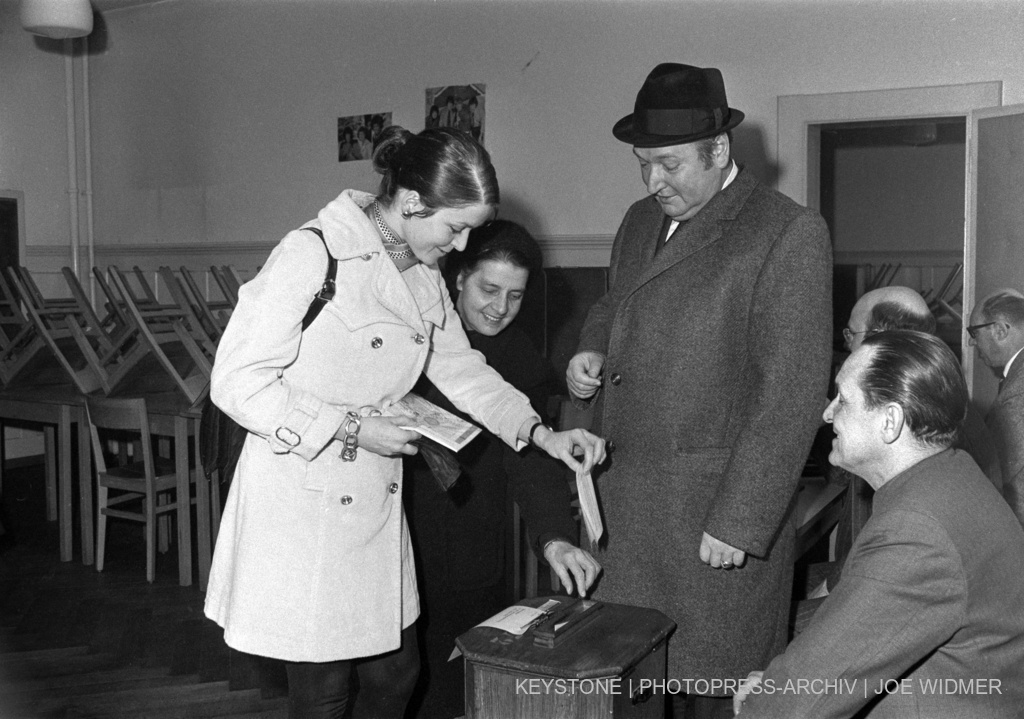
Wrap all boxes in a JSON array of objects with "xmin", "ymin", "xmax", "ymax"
[{"xmin": 204, "ymin": 190, "xmax": 536, "ymax": 662}]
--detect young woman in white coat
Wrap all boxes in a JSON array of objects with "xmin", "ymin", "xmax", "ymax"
[{"xmin": 204, "ymin": 126, "xmax": 606, "ymax": 719}]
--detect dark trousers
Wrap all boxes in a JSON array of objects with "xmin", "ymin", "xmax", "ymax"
[{"xmin": 285, "ymin": 623, "xmax": 419, "ymax": 719}]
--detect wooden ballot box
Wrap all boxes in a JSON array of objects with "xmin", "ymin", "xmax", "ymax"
[{"xmin": 456, "ymin": 597, "xmax": 676, "ymax": 718}]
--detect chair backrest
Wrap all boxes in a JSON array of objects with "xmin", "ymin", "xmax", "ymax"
[
  {"xmin": 10, "ymin": 266, "xmax": 78, "ymax": 312},
  {"xmin": 85, "ymin": 395, "xmax": 155, "ymax": 479},
  {"xmin": 0, "ymin": 270, "xmax": 29, "ymax": 349},
  {"xmin": 178, "ymin": 266, "xmax": 231, "ymax": 335},
  {"xmin": 0, "ymin": 268, "xmax": 70, "ymax": 389},
  {"xmin": 109, "ymin": 266, "xmax": 215, "ymax": 357},
  {"xmin": 5, "ymin": 268, "xmax": 102, "ymax": 394},
  {"xmin": 209, "ymin": 265, "xmax": 241, "ymax": 307},
  {"xmin": 132, "ymin": 266, "xmax": 161, "ymax": 304},
  {"xmin": 93, "ymin": 267, "xmax": 130, "ymax": 329},
  {"xmin": 62, "ymin": 267, "xmax": 124, "ymax": 344},
  {"xmin": 108, "ymin": 267, "xmax": 212, "ymax": 404},
  {"xmin": 158, "ymin": 266, "xmax": 221, "ymax": 346}
]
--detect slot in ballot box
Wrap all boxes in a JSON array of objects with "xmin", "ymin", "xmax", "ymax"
[{"xmin": 456, "ymin": 596, "xmax": 676, "ymax": 718}]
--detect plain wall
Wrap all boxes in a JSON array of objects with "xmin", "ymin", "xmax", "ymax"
[
  {"xmin": 832, "ymin": 140, "xmax": 966, "ymax": 254},
  {"xmin": 3, "ymin": 0, "xmax": 1024, "ymax": 274}
]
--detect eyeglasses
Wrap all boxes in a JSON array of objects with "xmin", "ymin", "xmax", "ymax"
[
  {"xmin": 842, "ymin": 327, "xmax": 869, "ymax": 344},
  {"xmin": 966, "ymin": 322, "xmax": 996, "ymax": 340}
]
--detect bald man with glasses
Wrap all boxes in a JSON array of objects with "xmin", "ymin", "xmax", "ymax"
[
  {"xmin": 968, "ymin": 288, "xmax": 1024, "ymax": 526},
  {"xmin": 842, "ymin": 286, "xmax": 936, "ymax": 352}
]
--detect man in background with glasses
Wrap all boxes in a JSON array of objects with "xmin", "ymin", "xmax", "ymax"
[
  {"xmin": 842, "ymin": 285, "xmax": 935, "ymax": 352},
  {"xmin": 968, "ymin": 288, "xmax": 1024, "ymax": 526}
]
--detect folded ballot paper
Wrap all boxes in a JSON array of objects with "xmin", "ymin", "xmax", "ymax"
[
  {"xmin": 576, "ymin": 467, "xmax": 604, "ymax": 545},
  {"xmin": 393, "ymin": 392, "xmax": 481, "ymax": 452}
]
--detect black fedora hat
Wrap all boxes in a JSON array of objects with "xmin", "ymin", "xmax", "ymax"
[{"xmin": 613, "ymin": 63, "xmax": 744, "ymax": 147}]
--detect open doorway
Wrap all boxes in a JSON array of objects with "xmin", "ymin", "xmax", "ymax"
[
  {"xmin": 0, "ymin": 191, "xmax": 23, "ymax": 273},
  {"xmin": 819, "ymin": 118, "xmax": 966, "ymax": 357}
]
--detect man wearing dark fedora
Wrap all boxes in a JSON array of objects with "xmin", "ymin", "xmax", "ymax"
[{"xmin": 567, "ymin": 63, "xmax": 832, "ymax": 718}]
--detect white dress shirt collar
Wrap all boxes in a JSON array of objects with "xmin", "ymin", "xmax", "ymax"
[
  {"xmin": 1004, "ymin": 346, "xmax": 1024, "ymax": 378},
  {"xmin": 666, "ymin": 161, "xmax": 738, "ymax": 240}
]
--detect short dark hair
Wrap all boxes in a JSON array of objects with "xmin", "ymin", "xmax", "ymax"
[
  {"xmin": 859, "ymin": 331, "xmax": 966, "ymax": 448},
  {"xmin": 444, "ymin": 220, "xmax": 543, "ymax": 290},
  {"xmin": 372, "ymin": 126, "xmax": 499, "ymax": 214},
  {"xmin": 868, "ymin": 301, "xmax": 937, "ymax": 335},
  {"xmin": 980, "ymin": 291, "xmax": 1024, "ymax": 326}
]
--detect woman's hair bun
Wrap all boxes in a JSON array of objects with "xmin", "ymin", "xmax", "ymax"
[{"xmin": 371, "ymin": 126, "xmax": 412, "ymax": 175}]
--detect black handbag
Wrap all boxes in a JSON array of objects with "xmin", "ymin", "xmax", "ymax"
[{"xmin": 199, "ymin": 227, "xmax": 336, "ymax": 485}]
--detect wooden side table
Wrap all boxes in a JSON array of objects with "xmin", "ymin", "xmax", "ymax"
[{"xmin": 457, "ymin": 597, "xmax": 675, "ymax": 718}]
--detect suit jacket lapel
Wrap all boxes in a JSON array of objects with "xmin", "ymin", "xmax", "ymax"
[
  {"xmin": 1001, "ymin": 353, "xmax": 1024, "ymax": 398},
  {"xmin": 629, "ymin": 168, "xmax": 757, "ymax": 295}
]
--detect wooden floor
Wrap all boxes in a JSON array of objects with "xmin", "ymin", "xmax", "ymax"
[{"xmin": 0, "ymin": 461, "xmax": 290, "ymax": 719}]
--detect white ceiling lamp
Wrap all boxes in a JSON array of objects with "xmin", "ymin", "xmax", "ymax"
[{"xmin": 21, "ymin": 0, "xmax": 94, "ymax": 39}]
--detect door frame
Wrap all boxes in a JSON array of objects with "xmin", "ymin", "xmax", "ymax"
[
  {"xmin": 963, "ymin": 103, "xmax": 1024, "ymax": 399},
  {"xmin": 777, "ymin": 82, "xmax": 1002, "ymax": 211},
  {"xmin": 0, "ymin": 190, "xmax": 26, "ymax": 271}
]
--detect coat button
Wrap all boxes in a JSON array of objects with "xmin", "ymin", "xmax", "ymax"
[
  {"xmin": 388, "ymin": 483, "xmax": 399, "ymax": 494},
  {"xmin": 371, "ymin": 337, "xmax": 383, "ymax": 349},
  {"xmin": 361, "ymin": 253, "xmax": 373, "ymax": 261},
  {"xmin": 413, "ymin": 334, "xmax": 426, "ymax": 344},
  {"xmin": 610, "ymin": 372, "xmax": 622, "ymax": 385},
  {"xmin": 340, "ymin": 495, "xmax": 353, "ymax": 505}
]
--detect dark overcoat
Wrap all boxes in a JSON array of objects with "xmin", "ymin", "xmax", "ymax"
[
  {"xmin": 987, "ymin": 355, "xmax": 1024, "ymax": 525},
  {"xmin": 575, "ymin": 168, "xmax": 832, "ymax": 687}
]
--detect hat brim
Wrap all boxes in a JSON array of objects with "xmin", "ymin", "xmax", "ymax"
[{"xmin": 612, "ymin": 108, "xmax": 744, "ymax": 148}]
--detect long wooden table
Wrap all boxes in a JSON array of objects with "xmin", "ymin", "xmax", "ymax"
[
  {"xmin": 0, "ymin": 386, "xmax": 212, "ymax": 587},
  {"xmin": 0, "ymin": 385, "xmax": 91, "ymax": 564}
]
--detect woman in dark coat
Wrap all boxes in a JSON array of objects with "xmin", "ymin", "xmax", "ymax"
[{"xmin": 404, "ymin": 220, "xmax": 600, "ymax": 719}]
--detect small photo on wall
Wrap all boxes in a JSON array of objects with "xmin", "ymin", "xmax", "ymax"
[
  {"xmin": 425, "ymin": 84, "xmax": 485, "ymax": 144},
  {"xmin": 338, "ymin": 112, "xmax": 392, "ymax": 162}
]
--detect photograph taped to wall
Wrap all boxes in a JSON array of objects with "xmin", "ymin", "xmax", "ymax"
[
  {"xmin": 426, "ymin": 84, "xmax": 485, "ymax": 144},
  {"xmin": 338, "ymin": 112, "xmax": 392, "ymax": 162}
]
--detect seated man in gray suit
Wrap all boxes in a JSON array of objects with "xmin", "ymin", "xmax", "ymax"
[
  {"xmin": 968, "ymin": 288, "xmax": 1024, "ymax": 526},
  {"xmin": 814, "ymin": 287, "xmax": 997, "ymax": 596},
  {"xmin": 736, "ymin": 331, "xmax": 1024, "ymax": 718}
]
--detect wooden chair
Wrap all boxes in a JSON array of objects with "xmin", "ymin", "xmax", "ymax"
[
  {"xmin": 0, "ymin": 270, "xmax": 40, "ymax": 366},
  {"xmin": 131, "ymin": 266, "xmax": 161, "ymax": 305},
  {"xmin": 177, "ymin": 266, "xmax": 233, "ymax": 335},
  {"xmin": 209, "ymin": 265, "xmax": 243, "ymax": 307},
  {"xmin": 0, "ymin": 269, "xmax": 74, "ymax": 389},
  {"xmin": 47, "ymin": 267, "xmax": 177, "ymax": 400},
  {"xmin": 111, "ymin": 266, "xmax": 217, "ymax": 360},
  {"xmin": 107, "ymin": 267, "xmax": 212, "ymax": 404},
  {"xmin": 8, "ymin": 265, "xmax": 78, "ymax": 313},
  {"xmin": 86, "ymin": 396, "xmax": 196, "ymax": 584},
  {"xmin": 158, "ymin": 266, "xmax": 223, "ymax": 346},
  {"xmin": 4, "ymin": 268, "xmax": 103, "ymax": 394},
  {"xmin": 62, "ymin": 267, "xmax": 127, "ymax": 344},
  {"xmin": 92, "ymin": 266, "xmax": 131, "ymax": 332}
]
